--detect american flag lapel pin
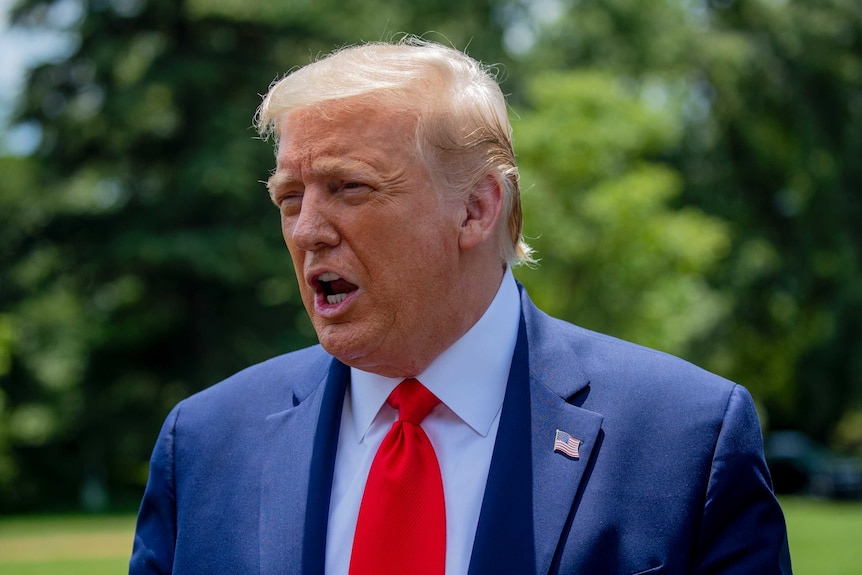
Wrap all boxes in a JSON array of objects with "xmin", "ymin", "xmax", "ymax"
[{"xmin": 554, "ymin": 429, "xmax": 581, "ymax": 459}]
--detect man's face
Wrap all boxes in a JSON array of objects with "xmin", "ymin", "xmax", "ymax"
[{"xmin": 268, "ymin": 103, "xmax": 468, "ymax": 377}]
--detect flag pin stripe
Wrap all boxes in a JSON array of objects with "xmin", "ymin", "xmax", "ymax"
[{"xmin": 553, "ymin": 429, "xmax": 581, "ymax": 459}]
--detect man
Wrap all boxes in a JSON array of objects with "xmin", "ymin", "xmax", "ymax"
[{"xmin": 130, "ymin": 38, "xmax": 792, "ymax": 574}]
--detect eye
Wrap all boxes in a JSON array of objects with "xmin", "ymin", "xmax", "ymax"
[
  {"xmin": 334, "ymin": 181, "xmax": 372, "ymax": 204},
  {"xmin": 332, "ymin": 181, "xmax": 367, "ymax": 192},
  {"xmin": 266, "ymin": 172, "xmax": 303, "ymax": 212},
  {"xmin": 277, "ymin": 191, "xmax": 303, "ymax": 216}
]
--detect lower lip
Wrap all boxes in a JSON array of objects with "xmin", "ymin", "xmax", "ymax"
[{"xmin": 314, "ymin": 289, "xmax": 358, "ymax": 318}]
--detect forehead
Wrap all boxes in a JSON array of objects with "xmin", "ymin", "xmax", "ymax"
[{"xmin": 275, "ymin": 102, "xmax": 419, "ymax": 174}]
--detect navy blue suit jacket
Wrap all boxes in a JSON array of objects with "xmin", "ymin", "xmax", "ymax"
[{"xmin": 131, "ymin": 287, "xmax": 792, "ymax": 574}]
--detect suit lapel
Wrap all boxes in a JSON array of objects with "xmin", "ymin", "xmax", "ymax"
[
  {"xmin": 468, "ymin": 313, "xmax": 535, "ymax": 574},
  {"xmin": 259, "ymin": 359, "xmax": 349, "ymax": 575},
  {"xmin": 469, "ymin": 288, "xmax": 604, "ymax": 575},
  {"xmin": 530, "ymin": 378, "xmax": 603, "ymax": 574}
]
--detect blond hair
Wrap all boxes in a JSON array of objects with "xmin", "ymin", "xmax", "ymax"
[{"xmin": 254, "ymin": 36, "xmax": 533, "ymax": 266}]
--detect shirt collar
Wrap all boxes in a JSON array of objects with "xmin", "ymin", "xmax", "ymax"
[{"xmin": 349, "ymin": 267, "xmax": 521, "ymax": 440}]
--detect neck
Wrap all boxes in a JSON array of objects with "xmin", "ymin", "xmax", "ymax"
[{"xmin": 360, "ymin": 260, "xmax": 507, "ymax": 378}]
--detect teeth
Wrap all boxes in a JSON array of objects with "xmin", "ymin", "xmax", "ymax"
[
  {"xmin": 319, "ymin": 272, "xmax": 340, "ymax": 282},
  {"xmin": 326, "ymin": 293, "xmax": 347, "ymax": 305}
]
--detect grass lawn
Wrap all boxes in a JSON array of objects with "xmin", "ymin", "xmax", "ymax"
[
  {"xmin": 0, "ymin": 497, "xmax": 859, "ymax": 573},
  {"xmin": 781, "ymin": 496, "xmax": 862, "ymax": 574},
  {"xmin": 0, "ymin": 514, "xmax": 135, "ymax": 575}
]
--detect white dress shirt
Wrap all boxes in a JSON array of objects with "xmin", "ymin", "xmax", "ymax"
[{"xmin": 324, "ymin": 268, "xmax": 521, "ymax": 575}]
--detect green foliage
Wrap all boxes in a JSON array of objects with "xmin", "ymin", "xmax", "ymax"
[
  {"xmin": 834, "ymin": 410, "xmax": 862, "ymax": 458},
  {"xmin": 524, "ymin": 0, "xmax": 862, "ymax": 438},
  {"xmin": 676, "ymin": 0, "xmax": 862, "ymax": 435},
  {"xmin": 515, "ymin": 71, "xmax": 731, "ymax": 356},
  {"xmin": 1, "ymin": 0, "xmax": 311, "ymax": 510},
  {"xmin": 522, "ymin": 0, "xmax": 698, "ymax": 74}
]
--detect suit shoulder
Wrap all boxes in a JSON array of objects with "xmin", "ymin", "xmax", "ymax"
[
  {"xmin": 575, "ymin": 320, "xmax": 730, "ymax": 390},
  {"xmin": 176, "ymin": 344, "xmax": 332, "ymax": 420},
  {"xmin": 529, "ymin": 309, "xmax": 756, "ymax": 454},
  {"xmin": 523, "ymin": 294, "xmax": 737, "ymax": 407}
]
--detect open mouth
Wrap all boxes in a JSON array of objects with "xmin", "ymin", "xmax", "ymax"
[{"xmin": 317, "ymin": 272, "xmax": 359, "ymax": 305}]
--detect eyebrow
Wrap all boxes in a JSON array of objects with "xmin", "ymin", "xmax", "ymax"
[
  {"xmin": 267, "ymin": 157, "xmax": 378, "ymax": 200},
  {"xmin": 309, "ymin": 157, "xmax": 374, "ymax": 177},
  {"xmin": 265, "ymin": 170, "xmax": 298, "ymax": 203}
]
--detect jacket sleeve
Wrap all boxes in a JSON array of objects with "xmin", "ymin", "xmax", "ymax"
[
  {"xmin": 693, "ymin": 385, "xmax": 793, "ymax": 574},
  {"xmin": 129, "ymin": 404, "xmax": 181, "ymax": 575}
]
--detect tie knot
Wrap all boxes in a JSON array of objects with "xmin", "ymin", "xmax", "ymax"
[{"xmin": 387, "ymin": 379, "xmax": 440, "ymax": 425}]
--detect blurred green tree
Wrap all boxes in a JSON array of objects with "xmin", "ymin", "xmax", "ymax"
[
  {"xmin": 514, "ymin": 71, "xmax": 731, "ymax": 358},
  {"xmin": 685, "ymin": 0, "xmax": 862, "ymax": 445},
  {"xmin": 522, "ymin": 0, "xmax": 862, "ymax": 443}
]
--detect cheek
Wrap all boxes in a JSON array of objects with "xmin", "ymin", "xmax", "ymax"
[
  {"xmin": 280, "ymin": 218, "xmax": 294, "ymax": 247},
  {"xmin": 285, "ymin": 247, "xmax": 307, "ymax": 294}
]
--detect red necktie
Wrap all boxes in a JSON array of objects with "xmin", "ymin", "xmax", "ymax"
[{"xmin": 349, "ymin": 378, "xmax": 446, "ymax": 575}]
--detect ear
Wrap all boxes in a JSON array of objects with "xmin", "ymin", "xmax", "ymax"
[{"xmin": 459, "ymin": 174, "xmax": 504, "ymax": 252}]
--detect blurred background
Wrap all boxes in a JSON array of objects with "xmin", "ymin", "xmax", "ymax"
[{"xmin": 0, "ymin": 0, "xmax": 860, "ymax": 567}]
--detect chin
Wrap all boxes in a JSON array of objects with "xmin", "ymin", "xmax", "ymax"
[{"xmin": 316, "ymin": 329, "xmax": 371, "ymax": 365}]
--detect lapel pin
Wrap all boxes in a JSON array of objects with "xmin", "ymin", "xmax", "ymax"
[{"xmin": 553, "ymin": 429, "xmax": 581, "ymax": 459}]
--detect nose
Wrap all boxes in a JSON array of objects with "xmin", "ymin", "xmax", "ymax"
[{"xmin": 288, "ymin": 186, "xmax": 340, "ymax": 251}]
